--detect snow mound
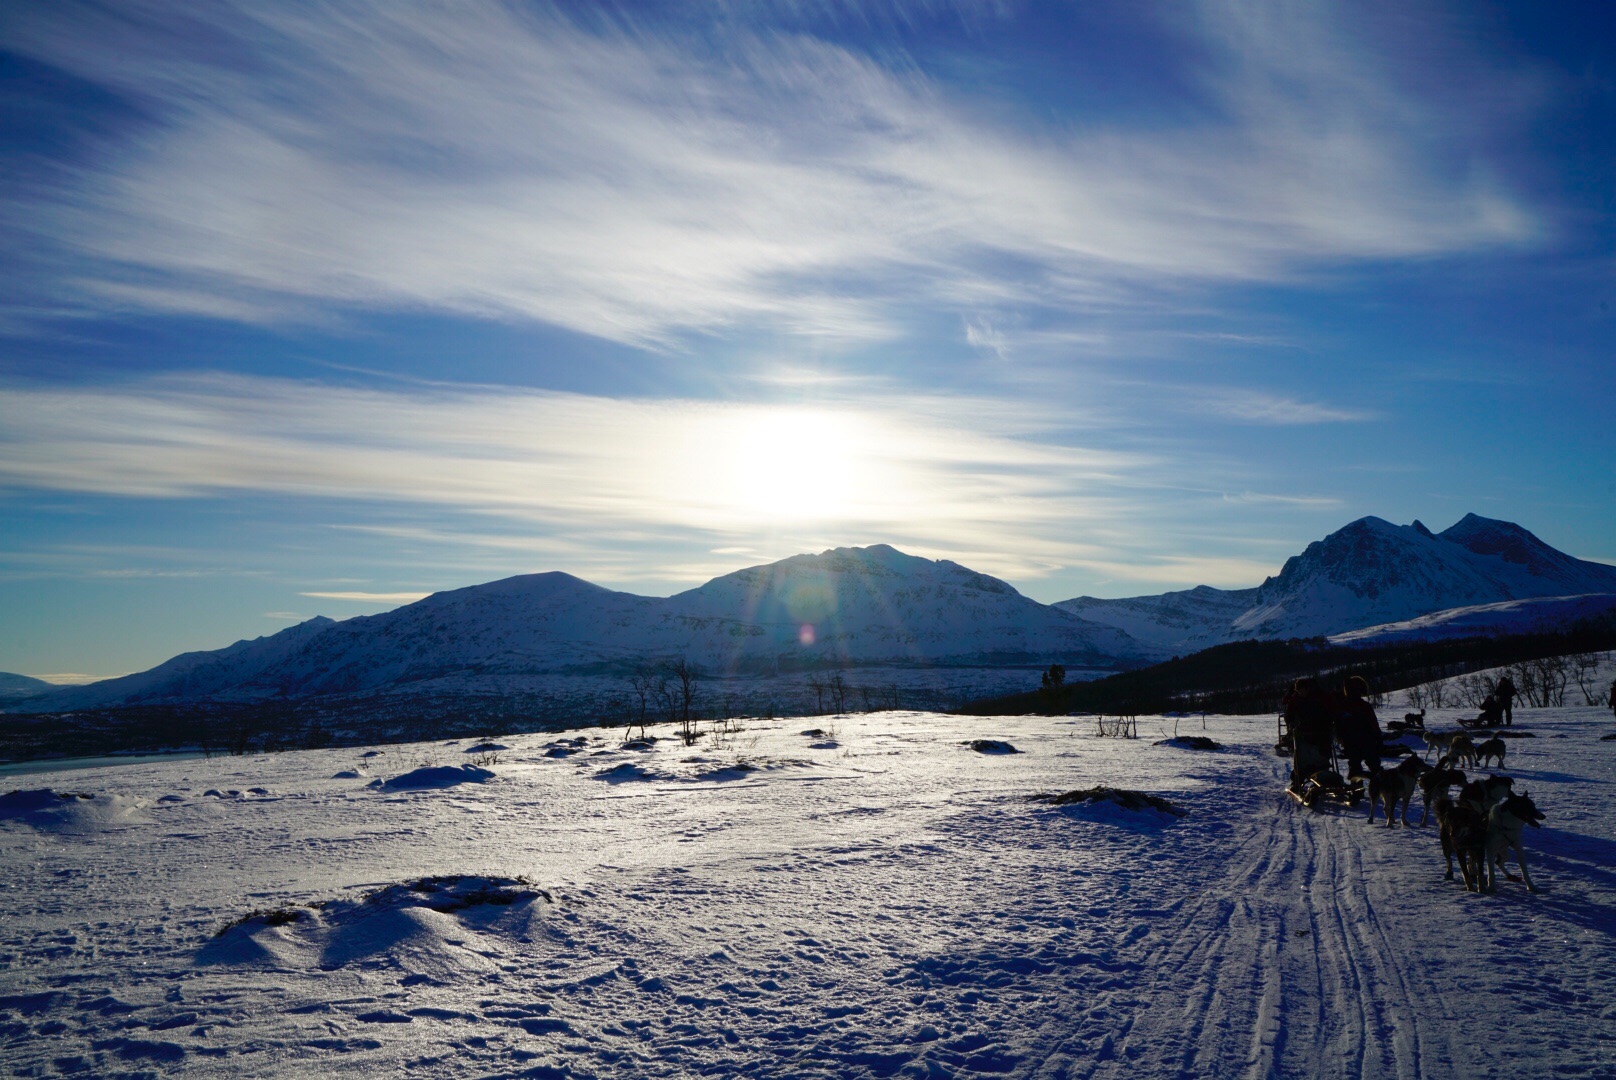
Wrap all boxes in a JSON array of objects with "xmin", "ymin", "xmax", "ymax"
[
  {"xmin": 463, "ymin": 742, "xmax": 509, "ymax": 753},
  {"xmin": 199, "ymin": 876, "xmax": 550, "ymax": 975},
  {"xmin": 592, "ymin": 761, "xmax": 665, "ymax": 783},
  {"xmin": 1155, "ymin": 736, "xmax": 1222, "ymax": 751},
  {"xmin": 1032, "ymin": 786, "xmax": 1187, "ymax": 828},
  {"xmin": 371, "ymin": 764, "xmax": 495, "ymax": 791},
  {"xmin": 0, "ymin": 788, "xmax": 153, "ymax": 832},
  {"xmin": 967, "ymin": 739, "xmax": 1020, "ymax": 754}
]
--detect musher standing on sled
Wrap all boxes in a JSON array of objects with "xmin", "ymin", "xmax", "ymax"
[
  {"xmin": 1285, "ymin": 677, "xmax": 1334, "ymax": 795},
  {"xmin": 1336, "ymin": 675, "xmax": 1383, "ymax": 781}
]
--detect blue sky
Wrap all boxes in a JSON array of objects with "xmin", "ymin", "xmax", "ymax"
[{"xmin": 2, "ymin": 0, "xmax": 1613, "ymax": 680}]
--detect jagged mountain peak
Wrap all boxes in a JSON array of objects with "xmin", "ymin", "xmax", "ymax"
[
  {"xmin": 1058, "ymin": 511, "xmax": 1616, "ymax": 651},
  {"xmin": 1438, "ymin": 513, "xmax": 1568, "ymax": 570}
]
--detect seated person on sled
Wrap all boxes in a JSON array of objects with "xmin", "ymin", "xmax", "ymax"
[
  {"xmin": 1284, "ymin": 677, "xmax": 1335, "ymax": 794},
  {"xmin": 1462, "ymin": 693, "xmax": 1504, "ymax": 729}
]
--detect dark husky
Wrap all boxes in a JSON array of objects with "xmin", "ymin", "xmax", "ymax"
[
  {"xmin": 1367, "ymin": 753, "xmax": 1427, "ymax": 827},
  {"xmin": 1435, "ymin": 795, "xmax": 1488, "ymax": 891},
  {"xmin": 1417, "ymin": 757, "xmax": 1466, "ymax": 826}
]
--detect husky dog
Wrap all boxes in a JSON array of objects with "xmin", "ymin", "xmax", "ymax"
[
  {"xmin": 1402, "ymin": 708, "xmax": 1426, "ymax": 728},
  {"xmin": 1484, "ymin": 791, "xmax": 1546, "ymax": 893},
  {"xmin": 1422, "ymin": 729, "xmax": 1457, "ymax": 761},
  {"xmin": 1448, "ymin": 734, "xmax": 1480, "ymax": 769},
  {"xmin": 1436, "ymin": 795, "xmax": 1488, "ymax": 891},
  {"xmin": 1475, "ymin": 737, "xmax": 1507, "ymax": 769},
  {"xmin": 1478, "ymin": 773, "xmax": 1515, "ymax": 810},
  {"xmin": 1367, "ymin": 753, "xmax": 1427, "ymax": 827},
  {"xmin": 1417, "ymin": 757, "xmax": 1467, "ymax": 826}
]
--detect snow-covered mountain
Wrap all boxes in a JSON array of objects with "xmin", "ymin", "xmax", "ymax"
[
  {"xmin": 0, "ymin": 672, "xmax": 54, "ymax": 704},
  {"xmin": 1057, "ymin": 514, "xmax": 1616, "ymax": 651},
  {"xmin": 26, "ymin": 545, "xmax": 1144, "ymax": 711}
]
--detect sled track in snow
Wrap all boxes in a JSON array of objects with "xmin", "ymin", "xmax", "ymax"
[{"xmin": 1056, "ymin": 754, "xmax": 1474, "ymax": 1080}]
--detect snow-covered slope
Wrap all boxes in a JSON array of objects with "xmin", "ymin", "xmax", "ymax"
[
  {"xmin": 38, "ymin": 617, "xmax": 339, "ymax": 711},
  {"xmin": 3, "ymin": 705, "xmax": 1612, "ymax": 1078},
  {"xmin": 1057, "ymin": 513, "xmax": 1616, "ymax": 650},
  {"xmin": 23, "ymin": 547, "xmax": 1144, "ymax": 710},
  {"xmin": 1329, "ymin": 592, "xmax": 1616, "ymax": 646},
  {"xmin": 666, "ymin": 544, "xmax": 1137, "ymax": 671},
  {"xmin": 0, "ymin": 672, "xmax": 53, "ymax": 704}
]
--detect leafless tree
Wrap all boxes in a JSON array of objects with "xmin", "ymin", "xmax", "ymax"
[
  {"xmin": 828, "ymin": 669, "xmax": 848, "ymax": 714},
  {"xmin": 665, "ymin": 658, "xmax": 701, "ymax": 744},
  {"xmin": 806, "ymin": 673, "xmax": 827, "ymax": 714},
  {"xmin": 627, "ymin": 666, "xmax": 663, "ymax": 740},
  {"xmin": 1572, "ymin": 652, "xmax": 1603, "ymax": 705}
]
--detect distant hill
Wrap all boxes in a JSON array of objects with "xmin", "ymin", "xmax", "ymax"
[
  {"xmin": 20, "ymin": 545, "xmax": 1145, "ymax": 712},
  {"xmin": 0, "ymin": 672, "xmax": 54, "ymax": 704},
  {"xmin": 1056, "ymin": 514, "xmax": 1616, "ymax": 652}
]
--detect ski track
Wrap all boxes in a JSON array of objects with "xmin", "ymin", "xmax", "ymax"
[{"xmin": 2, "ymin": 709, "xmax": 1614, "ymax": 1078}]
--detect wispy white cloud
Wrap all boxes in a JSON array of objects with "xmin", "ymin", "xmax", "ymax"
[
  {"xmin": 5, "ymin": 0, "xmax": 1539, "ymax": 345},
  {"xmin": 0, "ymin": 371, "xmax": 1153, "ymax": 582},
  {"xmin": 1198, "ymin": 390, "xmax": 1377, "ymax": 425}
]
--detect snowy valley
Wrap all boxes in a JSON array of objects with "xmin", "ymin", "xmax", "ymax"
[{"xmin": 3, "ymin": 689, "xmax": 1614, "ymax": 1078}]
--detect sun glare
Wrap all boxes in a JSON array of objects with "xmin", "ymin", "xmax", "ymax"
[{"xmin": 725, "ymin": 409, "xmax": 868, "ymax": 522}]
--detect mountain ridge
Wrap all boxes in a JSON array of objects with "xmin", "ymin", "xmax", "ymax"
[
  {"xmin": 25, "ymin": 545, "xmax": 1143, "ymax": 711},
  {"xmin": 1056, "ymin": 513, "xmax": 1616, "ymax": 651},
  {"xmin": 14, "ymin": 514, "xmax": 1615, "ymax": 714}
]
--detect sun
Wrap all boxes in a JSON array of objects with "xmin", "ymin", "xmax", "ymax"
[{"xmin": 724, "ymin": 409, "xmax": 866, "ymax": 522}]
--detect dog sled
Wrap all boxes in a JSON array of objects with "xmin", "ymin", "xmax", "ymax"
[
  {"xmin": 1287, "ymin": 768, "xmax": 1363, "ymax": 809},
  {"xmin": 1274, "ymin": 713, "xmax": 1293, "ymax": 756}
]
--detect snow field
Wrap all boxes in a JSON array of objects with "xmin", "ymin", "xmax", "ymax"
[{"xmin": 2, "ymin": 707, "xmax": 1614, "ymax": 1079}]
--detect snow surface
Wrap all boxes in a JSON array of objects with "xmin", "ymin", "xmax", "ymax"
[{"xmin": 3, "ymin": 707, "xmax": 1615, "ymax": 1078}]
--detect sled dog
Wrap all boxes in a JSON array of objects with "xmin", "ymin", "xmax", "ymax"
[
  {"xmin": 1417, "ymin": 758, "xmax": 1466, "ymax": 826},
  {"xmin": 1422, "ymin": 729, "xmax": 1457, "ymax": 760},
  {"xmin": 1367, "ymin": 753, "xmax": 1426, "ymax": 827},
  {"xmin": 1435, "ymin": 795, "xmax": 1488, "ymax": 892},
  {"xmin": 1484, "ymin": 791, "xmax": 1546, "ymax": 893},
  {"xmin": 1474, "ymin": 737, "xmax": 1507, "ymax": 769},
  {"xmin": 1448, "ymin": 734, "xmax": 1479, "ymax": 769}
]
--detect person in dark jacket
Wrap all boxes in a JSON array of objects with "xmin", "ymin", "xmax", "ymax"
[
  {"xmin": 1285, "ymin": 677, "xmax": 1334, "ymax": 793},
  {"xmin": 1337, "ymin": 675, "xmax": 1383, "ymax": 780},
  {"xmin": 1495, "ymin": 675, "xmax": 1517, "ymax": 726},
  {"xmin": 1475, "ymin": 694, "xmax": 1504, "ymax": 729}
]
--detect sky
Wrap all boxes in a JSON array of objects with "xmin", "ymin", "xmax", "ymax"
[{"xmin": 1, "ymin": 0, "xmax": 1614, "ymax": 681}]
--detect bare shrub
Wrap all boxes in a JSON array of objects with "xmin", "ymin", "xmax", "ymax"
[{"xmin": 1095, "ymin": 714, "xmax": 1138, "ymax": 738}]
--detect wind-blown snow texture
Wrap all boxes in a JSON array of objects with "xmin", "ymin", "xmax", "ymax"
[
  {"xmin": 4, "ymin": 702, "xmax": 1614, "ymax": 1078},
  {"xmin": 1058, "ymin": 514, "xmax": 1616, "ymax": 652},
  {"xmin": 31, "ymin": 545, "xmax": 1141, "ymax": 712}
]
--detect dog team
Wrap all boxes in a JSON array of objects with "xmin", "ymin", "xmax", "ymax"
[{"xmin": 1282, "ymin": 674, "xmax": 1545, "ymax": 894}]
